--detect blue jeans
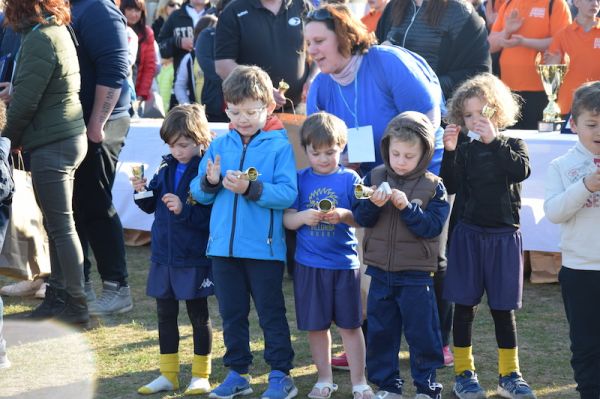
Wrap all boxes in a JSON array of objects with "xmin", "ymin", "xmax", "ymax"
[
  {"xmin": 366, "ymin": 270, "xmax": 443, "ymax": 396},
  {"xmin": 212, "ymin": 257, "xmax": 294, "ymax": 374}
]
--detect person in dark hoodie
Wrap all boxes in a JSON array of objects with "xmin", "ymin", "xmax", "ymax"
[
  {"xmin": 375, "ymin": 0, "xmax": 491, "ymax": 99},
  {"xmin": 353, "ymin": 111, "xmax": 450, "ymax": 399}
]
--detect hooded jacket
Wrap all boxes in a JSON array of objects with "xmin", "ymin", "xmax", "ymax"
[
  {"xmin": 353, "ymin": 112, "xmax": 449, "ymax": 273},
  {"xmin": 190, "ymin": 116, "xmax": 298, "ymax": 261}
]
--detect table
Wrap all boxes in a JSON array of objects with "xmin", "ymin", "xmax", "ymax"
[{"xmin": 113, "ymin": 122, "xmax": 577, "ymax": 252}]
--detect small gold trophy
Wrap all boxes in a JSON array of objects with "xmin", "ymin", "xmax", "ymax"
[
  {"xmin": 278, "ymin": 80, "xmax": 289, "ymax": 96},
  {"xmin": 132, "ymin": 164, "xmax": 153, "ymax": 199},
  {"xmin": 317, "ymin": 198, "xmax": 334, "ymax": 213},
  {"xmin": 354, "ymin": 184, "xmax": 374, "ymax": 199},
  {"xmin": 535, "ymin": 53, "xmax": 568, "ymax": 132},
  {"xmin": 238, "ymin": 167, "xmax": 260, "ymax": 182}
]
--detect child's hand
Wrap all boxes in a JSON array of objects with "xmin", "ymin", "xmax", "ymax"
[
  {"xmin": 543, "ymin": 50, "xmax": 562, "ymax": 65},
  {"xmin": 443, "ymin": 124, "xmax": 460, "ymax": 151},
  {"xmin": 301, "ymin": 209, "xmax": 323, "ymax": 227},
  {"xmin": 390, "ymin": 189, "xmax": 409, "ymax": 210},
  {"xmin": 369, "ymin": 187, "xmax": 391, "ymax": 207},
  {"xmin": 222, "ymin": 170, "xmax": 250, "ymax": 194},
  {"xmin": 474, "ymin": 118, "xmax": 497, "ymax": 144},
  {"xmin": 583, "ymin": 168, "xmax": 600, "ymax": 192},
  {"xmin": 322, "ymin": 208, "xmax": 345, "ymax": 224},
  {"xmin": 206, "ymin": 154, "xmax": 221, "ymax": 185},
  {"xmin": 130, "ymin": 176, "xmax": 147, "ymax": 193},
  {"xmin": 162, "ymin": 193, "xmax": 182, "ymax": 215}
]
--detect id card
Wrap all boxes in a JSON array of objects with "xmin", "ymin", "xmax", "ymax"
[
  {"xmin": 467, "ymin": 130, "xmax": 481, "ymax": 142},
  {"xmin": 347, "ymin": 125, "xmax": 375, "ymax": 163}
]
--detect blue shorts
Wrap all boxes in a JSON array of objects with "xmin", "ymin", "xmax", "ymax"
[
  {"xmin": 443, "ymin": 222, "xmax": 524, "ymax": 310},
  {"xmin": 147, "ymin": 262, "xmax": 214, "ymax": 300},
  {"xmin": 293, "ymin": 262, "xmax": 362, "ymax": 331}
]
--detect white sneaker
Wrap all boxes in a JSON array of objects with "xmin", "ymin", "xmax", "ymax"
[
  {"xmin": 34, "ymin": 282, "xmax": 47, "ymax": 299},
  {"xmin": 0, "ymin": 279, "xmax": 44, "ymax": 297},
  {"xmin": 0, "ymin": 354, "xmax": 10, "ymax": 369},
  {"xmin": 138, "ymin": 374, "xmax": 178, "ymax": 395},
  {"xmin": 185, "ymin": 377, "xmax": 211, "ymax": 395},
  {"xmin": 88, "ymin": 281, "xmax": 133, "ymax": 316}
]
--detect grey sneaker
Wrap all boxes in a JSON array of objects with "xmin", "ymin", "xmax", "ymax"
[
  {"xmin": 374, "ymin": 391, "xmax": 403, "ymax": 399},
  {"xmin": 88, "ymin": 281, "xmax": 133, "ymax": 316},
  {"xmin": 85, "ymin": 281, "xmax": 96, "ymax": 303}
]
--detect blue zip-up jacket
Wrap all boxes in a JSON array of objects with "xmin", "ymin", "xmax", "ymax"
[
  {"xmin": 190, "ymin": 127, "xmax": 298, "ymax": 261},
  {"xmin": 135, "ymin": 154, "xmax": 212, "ymax": 268}
]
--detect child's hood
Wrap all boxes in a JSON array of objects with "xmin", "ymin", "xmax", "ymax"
[{"xmin": 380, "ymin": 111, "xmax": 435, "ymax": 180}]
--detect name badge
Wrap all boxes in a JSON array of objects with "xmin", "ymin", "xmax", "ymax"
[
  {"xmin": 529, "ymin": 7, "xmax": 545, "ymax": 18},
  {"xmin": 347, "ymin": 125, "xmax": 376, "ymax": 163},
  {"xmin": 594, "ymin": 38, "xmax": 600, "ymax": 49}
]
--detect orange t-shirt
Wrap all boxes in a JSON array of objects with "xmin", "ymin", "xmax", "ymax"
[
  {"xmin": 361, "ymin": 10, "xmax": 383, "ymax": 33},
  {"xmin": 492, "ymin": 0, "xmax": 572, "ymax": 91},
  {"xmin": 548, "ymin": 19, "xmax": 600, "ymax": 113}
]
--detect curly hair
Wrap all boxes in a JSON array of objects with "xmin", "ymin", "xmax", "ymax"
[
  {"xmin": 445, "ymin": 73, "xmax": 521, "ymax": 130},
  {"xmin": 306, "ymin": 4, "xmax": 377, "ymax": 58},
  {"xmin": 3, "ymin": 0, "xmax": 71, "ymax": 31}
]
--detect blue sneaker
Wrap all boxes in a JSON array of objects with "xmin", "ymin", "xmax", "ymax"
[
  {"xmin": 261, "ymin": 370, "xmax": 298, "ymax": 399},
  {"xmin": 209, "ymin": 371, "xmax": 253, "ymax": 399},
  {"xmin": 497, "ymin": 372, "xmax": 537, "ymax": 399},
  {"xmin": 453, "ymin": 370, "xmax": 486, "ymax": 399}
]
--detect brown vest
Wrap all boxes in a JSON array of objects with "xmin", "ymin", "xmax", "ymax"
[{"xmin": 363, "ymin": 165, "xmax": 441, "ymax": 273}]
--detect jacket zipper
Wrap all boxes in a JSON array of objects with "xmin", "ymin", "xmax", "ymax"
[
  {"xmin": 267, "ymin": 209, "xmax": 274, "ymax": 257},
  {"xmin": 402, "ymin": 0, "xmax": 421, "ymax": 48},
  {"xmin": 228, "ymin": 142, "xmax": 249, "ymax": 257}
]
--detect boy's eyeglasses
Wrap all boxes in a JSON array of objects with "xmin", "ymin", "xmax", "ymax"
[
  {"xmin": 306, "ymin": 8, "xmax": 334, "ymax": 22},
  {"xmin": 168, "ymin": 2, "xmax": 181, "ymax": 8},
  {"xmin": 225, "ymin": 106, "xmax": 266, "ymax": 120}
]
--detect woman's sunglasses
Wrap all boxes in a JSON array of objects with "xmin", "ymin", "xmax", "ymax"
[
  {"xmin": 306, "ymin": 8, "xmax": 333, "ymax": 21},
  {"xmin": 168, "ymin": 2, "xmax": 181, "ymax": 7}
]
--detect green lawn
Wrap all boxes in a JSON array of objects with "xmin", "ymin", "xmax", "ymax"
[{"xmin": 0, "ymin": 245, "xmax": 576, "ymax": 398}]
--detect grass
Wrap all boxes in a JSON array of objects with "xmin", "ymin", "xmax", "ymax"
[{"xmin": 0, "ymin": 245, "xmax": 577, "ymax": 399}]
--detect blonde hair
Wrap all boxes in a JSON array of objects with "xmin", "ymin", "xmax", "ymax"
[
  {"xmin": 160, "ymin": 104, "xmax": 212, "ymax": 146},
  {"xmin": 155, "ymin": 0, "xmax": 179, "ymax": 20},
  {"xmin": 446, "ymin": 73, "xmax": 521, "ymax": 130},
  {"xmin": 300, "ymin": 112, "xmax": 348, "ymax": 149}
]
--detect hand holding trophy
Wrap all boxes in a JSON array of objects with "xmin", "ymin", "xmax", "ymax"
[
  {"xmin": 131, "ymin": 164, "xmax": 153, "ymax": 200},
  {"xmin": 535, "ymin": 52, "xmax": 569, "ymax": 132}
]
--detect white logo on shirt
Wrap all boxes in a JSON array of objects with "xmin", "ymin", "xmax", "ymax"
[
  {"xmin": 594, "ymin": 38, "xmax": 600, "ymax": 49},
  {"xmin": 288, "ymin": 17, "xmax": 301, "ymax": 26},
  {"xmin": 199, "ymin": 278, "xmax": 214, "ymax": 289},
  {"xmin": 529, "ymin": 7, "xmax": 546, "ymax": 18},
  {"xmin": 237, "ymin": 10, "xmax": 248, "ymax": 17}
]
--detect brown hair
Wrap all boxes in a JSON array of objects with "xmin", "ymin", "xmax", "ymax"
[
  {"xmin": 120, "ymin": 0, "xmax": 149, "ymax": 43},
  {"xmin": 3, "ymin": 0, "xmax": 71, "ymax": 31},
  {"xmin": 300, "ymin": 112, "xmax": 348, "ymax": 150},
  {"xmin": 389, "ymin": 0, "xmax": 448, "ymax": 28},
  {"xmin": 445, "ymin": 73, "xmax": 521, "ymax": 130},
  {"xmin": 160, "ymin": 104, "xmax": 212, "ymax": 146},
  {"xmin": 571, "ymin": 81, "xmax": 600, "ymax": 124},
  {"xmin": 306, "ymin": 4, "xmax": 377, "ymax": 58},
  {"xmin": 222, "ymin": 65, "xmax": 274, "ymax": 106},
  {"xmin": 194, "ymin": 15, "xmax": 218, "ymax": 42}
]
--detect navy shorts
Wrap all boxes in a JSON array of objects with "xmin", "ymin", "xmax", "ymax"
[
  {"xmin": 147, "ymin": 262, "xmax": 214, "ymax": 300},
  {"xmin": 293, "ymin": 262, "xmax": 362, "ymax": 331},
  {"xmin": 443, "ymin": 222, "xmax": 524, "ymax": 310}
]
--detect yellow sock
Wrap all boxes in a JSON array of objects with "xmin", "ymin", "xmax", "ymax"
[
  {"xmin": 454, "ymin": 346, "xmax": 475, "ymax": 375},
  {"xmin": 160, "ymin": 353, "xmax": 180, "ymax": 388},
  {"xmin": 192, "ymin": 354, "xmax": 212, "ymax": 379},
  {"xmin": 498, "ymin": 347, "xmax": 520, "ymax": 377}
]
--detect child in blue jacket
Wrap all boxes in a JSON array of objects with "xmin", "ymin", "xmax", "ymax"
[
  {"xmin": 132, "ymin": 104, "xmax": 214, "ymax": 396},
  {"xmin": 190, "ymin": 65, "xmax": 298, "ymax": 399}
]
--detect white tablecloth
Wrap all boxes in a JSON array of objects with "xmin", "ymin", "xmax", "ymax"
[{"xmin": 113, "ymin": 122, "xmax": 577, "ymax": 252}]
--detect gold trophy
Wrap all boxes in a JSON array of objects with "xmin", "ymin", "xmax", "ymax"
[
  {"xmin": 317, "ymin": 198, "xmax": 334, "ymax": 213},
  {"xmin": 354, "ymin": 184, "xmax": 374, "ymax": 199},
  {"xmin": 535, "ymin": 53, "xmax": 568, "ymax": 132},
  {"xmin": 278, "ymin": 80, "xmax": 290, "ymax": 96},
  {"xmin": 238, "ymin": 167, "xmax": 259, "ymax": 182},
  {"xmin": 132, "ymin": 164, "xmax": 153, "ymax": 199}
]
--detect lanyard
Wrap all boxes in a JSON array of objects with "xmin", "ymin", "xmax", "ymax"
[{"xmin": 336, "ymin": 78, "xmax": 359, "ymax": 129}]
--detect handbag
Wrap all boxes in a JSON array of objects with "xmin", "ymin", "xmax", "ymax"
[
  {"xmin": 0, "ymin": 153, "xmax": 50, "ymax": 280},
  {"xmin": 139, "ymin": 86, "xmax": 166, "ymax": 119}
]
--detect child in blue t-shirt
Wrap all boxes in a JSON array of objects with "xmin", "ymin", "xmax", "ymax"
[
  {"xmin": 283, "ymin": 112, "xmax": 372, "ymax": 399},
  {"xmin": 131, "ymin": 104, "xmax": 214, "ymax": 396}
]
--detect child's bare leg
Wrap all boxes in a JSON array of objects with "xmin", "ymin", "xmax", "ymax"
[
  {"xmin": 339, "ymin": 327, "xmax": 367, "ymax": 386},
  {"xmin": 308, "ymin": 329, "xmax": 333, "ymax": 383}
]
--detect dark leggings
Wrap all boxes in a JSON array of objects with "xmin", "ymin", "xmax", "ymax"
[
  {"xmin": 453, "ymin": 304, "xmax": 517, "ymax": 349},
  {"xmin": 157, "ymin": 297, "xmax": 212, "ymax": 355}
]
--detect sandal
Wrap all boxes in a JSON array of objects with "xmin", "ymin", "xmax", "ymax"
[
  {"xmin": 307, "ymin": 382, "xmax": 338, "ymax": 399},
  {"xmin": 352, "ymin": 384, "xmax": 375, "ymax": 399}
]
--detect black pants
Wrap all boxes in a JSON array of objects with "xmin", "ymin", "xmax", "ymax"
[
  {"xmin": 434, "ymin": 269, "xmax": 453, "ymax": 347},
  {"xmin": 513, "ymin": 91, "xmax": 548, "ymax": 130},
  {"xmin": 560, "ymin": 266, "xmax": 600, "ymax": 399},
  {"xmin": 157, "ymin": 297, "xmax": 212, "ymax": 355},
  {"xmin": 75, "ymin": 116, "xmax": 130, "ymax": 285}
]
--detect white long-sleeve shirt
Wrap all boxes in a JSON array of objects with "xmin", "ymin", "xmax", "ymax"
[{"xmin": 544, "ymin": 141, "xmax": 600, "ymax": 271}]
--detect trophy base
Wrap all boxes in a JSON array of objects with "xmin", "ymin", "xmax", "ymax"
[
  {"xmin": 134, "ymin": 191, "xmax": 154, "ymax": 200},
  {"xmin": 538, "ymin": 121, "xmax": 562, "ymax": 133}
]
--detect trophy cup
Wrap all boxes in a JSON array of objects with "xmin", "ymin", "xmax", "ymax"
[
  {"xmin": 132, "ymin": 164, "xmax": 153, "ymax": 199},
  {"xmin": 317, "ymin": 198, "xmax": 334, "ymax": 213},
  {"xmin": 467, "ymin": 104, "xmax": 496, "ymax": 142},
  {"xmin": 354, "ymin": 184, "xmax": 374, "ymax": 199},
  {"xmin": 535, "ymin": 53, "xmax": 568, "ymax": 132},
  {"xmin": 238, "ymin": 167, "xmax": 259, "ymax": 182},
  {"xmin": 278, "ymin": 80, "xmax": 290, "ymax": 96}
]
